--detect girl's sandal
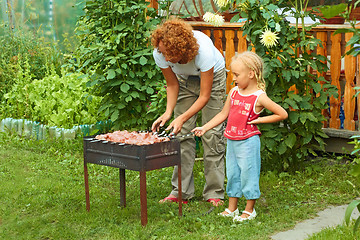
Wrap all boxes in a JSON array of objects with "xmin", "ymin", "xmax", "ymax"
[
  {"xmin": 218, "ymin": 208, "xmax": 239, "ymax": 217},
  {"xmin": 233, "ymin": 209, "xmax": 257, "ymax": 222}
]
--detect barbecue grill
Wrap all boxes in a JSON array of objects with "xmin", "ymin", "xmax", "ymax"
[{"xmin": 83, "ymin": 135, "xmax": 183, "ymax": 226}]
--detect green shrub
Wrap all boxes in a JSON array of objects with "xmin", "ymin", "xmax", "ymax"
[
  {"xmin": 220, "ymin": 0, "xmax": 338, "ymax": 171},
  {"xmin": 72, "ymin": 0, "xmax": 165, "ymax": 131}
]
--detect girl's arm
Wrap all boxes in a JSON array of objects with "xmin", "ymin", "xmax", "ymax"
[
  {"xmin": 192, "ymin": 89, "xmax": 233, "ymax": 136},
  {"xmin": 248, "ymin": 94, "xmax": 288, "ymax": 125}
]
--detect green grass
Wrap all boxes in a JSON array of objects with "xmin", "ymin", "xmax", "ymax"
[
  {"xmin": 308, "ymin": 223, "xmax": 360, "ymax": 240},
  {"xmin": 0, "ymin": 132, "xmax": 359, "ymax": 240}
]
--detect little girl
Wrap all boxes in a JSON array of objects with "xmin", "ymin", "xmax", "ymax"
[{"xmin": 192, "ymin": 51, "xmax": 288, "ymax": 222}]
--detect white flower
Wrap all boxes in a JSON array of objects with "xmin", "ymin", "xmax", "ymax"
[
  {"xmin": 260, "ymin": 29, "xmax": 279, "ymax": 48},
  {"xmin": 203, "ymin": 12, "xmax": 225, "ymax": 27},
  {"xmin": 215, "ymin": 0, "xmax": 229, "ymax": 8}
]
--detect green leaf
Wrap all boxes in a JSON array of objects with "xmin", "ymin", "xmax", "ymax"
[
  {"xmin": 285, "ymin": 133, "xmax": 297, "ymax": 148},
  {"xmin": 107, "ymin": 69, "xmax": 116, "ymax": 80},
  {"xmin": 318, "ymin": 4, "xmax": 347, "ymax": 19},
  {"xmin": 120, "ymin": 83, "xmax": 130, "ymax": 93},
  {"xmin": 278, "ymin": 142, "xmax": 287, "ymax": 155},
  {"xmin": 303, "ymin": 134, "xmax": 312, "ymax": 144},
  {"xmin": 230, "ymin": 13, "xmax": 241, "ymax": 23},
  {"xmin": 139, "ymin": 56, "xmax": 147, "ymax": 66},
  {"xmin": 146, "ymin": 87, "xmax": 154, "ymax": 94},
  {"xmin": 285, "ymin": 98, "xmax": 299, "ymax": 110},
  {"xmin": 111, "ymin": 109, "xmax": 119, "ymax": 122},
  {"xmin": 354, "ymin": 217, "xmax": 360, "ymax": 234},
  {"xmin": 288, "ymin": 112, "xmax": 299, "ymax": 124},
  {"xmin": 345, "ymin": 200, "xmax": 360, "ymax": 225}
]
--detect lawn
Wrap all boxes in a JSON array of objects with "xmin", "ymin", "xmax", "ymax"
[{"xmin": 0, "ymin": 132, "xmax": 359, "ymax": 240}]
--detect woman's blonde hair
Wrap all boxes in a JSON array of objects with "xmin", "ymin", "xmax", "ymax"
[
  {"xmin": 151, "ymin": 17, "xmax": 199, "ymax": 64},
  {"xmin": 231, "ymin": 51, "xmax": 266, "ymax": 91}
]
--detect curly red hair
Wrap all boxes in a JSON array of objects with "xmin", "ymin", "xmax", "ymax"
[{"xmin": 151, "ymin": 18, "xmax": 199, "ymax": 64}]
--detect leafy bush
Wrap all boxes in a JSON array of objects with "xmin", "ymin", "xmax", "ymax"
[
  {"xmin": 72, "ymin": 0, "xmax": 165, "ymax": 131},
  {"xmin": 221, "ymin": 0, "xmax": 338, "ymax": 171},
  {"xmin": 3, "ymin": 58, "xmax": 103, "ymax": 128}
]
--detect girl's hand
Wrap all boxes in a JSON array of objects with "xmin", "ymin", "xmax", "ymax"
[
  {"xmin": 247, "ymin": 119, "xmax": 260, "ymax": 125},
  {"xmin": 192, "ymin": 127, "xmax": 206, "ymax": 137}
]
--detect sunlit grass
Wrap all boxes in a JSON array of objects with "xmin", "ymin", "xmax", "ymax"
[{"xmin": 0, "ymin": 132, "xmax": 358, "ymax": 240}]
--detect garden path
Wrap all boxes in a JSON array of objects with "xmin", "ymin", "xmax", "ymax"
[{"xmin": 271, "ymin": 203, "xmax": 360, "ymax": 240}]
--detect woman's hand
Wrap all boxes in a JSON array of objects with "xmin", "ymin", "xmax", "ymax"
[
  {"xmin": 191, "ymin": 127, "xmax": 206, "ymax": 137},
  {"xmin": 152, "ymin": 112, "xmax": 172, "ymax": 132},
  {"xmin": 166, "ymin": 117, "xmax": 185, "ymax": 135}
]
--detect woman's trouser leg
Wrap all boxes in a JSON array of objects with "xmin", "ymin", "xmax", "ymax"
[
  {"xmin": 201, "ymin": 68, "xmax": 226, "ymax": 200},
  {"xmin": 170, "ymin": 79, "xmax": 198, "ymax": 199}
]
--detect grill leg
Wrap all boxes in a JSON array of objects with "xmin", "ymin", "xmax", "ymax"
[
  {"xmin": 178, "ymin": 164, "xmax": 182, "ymax": 216},
  {"xmin": 139, "ymin": 170, "xmax": 147, "ymax": 226},
  {"xmin": 84, "ymin": 163, "xmax": 90, "ymax": 211},
  {"xmin": 119, "ymin": 168, "xmax": 126, "ymax": 207}
]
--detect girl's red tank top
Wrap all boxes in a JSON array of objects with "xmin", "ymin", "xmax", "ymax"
[{"xmin": 224, "ymin": 87, "xmax": 265, "ymax": 140}]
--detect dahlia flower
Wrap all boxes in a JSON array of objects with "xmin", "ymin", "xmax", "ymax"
[
  {"xmin": 203, "ymin": 12, "xmax": 225, "ymax": 27},
  {"xmin": 260, "ymin": 29, "xmax": 279, "ymax": 48}
]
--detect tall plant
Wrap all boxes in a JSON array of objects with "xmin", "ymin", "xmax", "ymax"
[
  {"xmin": 72, "ymin": 0, "xmax": 164, "ymax": 131},
  {"xmin": 205, "ymin": 0, "xmax": 338, "ymax": 171}
]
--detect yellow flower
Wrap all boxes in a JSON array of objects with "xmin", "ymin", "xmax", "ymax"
[
  {"xmin": 203, "ymin": 12, "xmax": 225, "ymax": 27},
  {"xmin": 215, "ymin": 0, "xmax": 229, "ymax": 8},
  {"xmin": 260, "ymin": 29, "xmax": 279, "ymax": 48}
]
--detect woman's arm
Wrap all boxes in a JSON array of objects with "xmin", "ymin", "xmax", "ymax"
[
  {"xmin": 151, "ymin": 67, "xmax": 179, "ymax": 131},
  {"xmin": 167, "ymin": 68, "xmax": 214, "ymax": 134},
  {"xmin": 248, "ymin": 94, "xmax": 288, "ymax": 125}
]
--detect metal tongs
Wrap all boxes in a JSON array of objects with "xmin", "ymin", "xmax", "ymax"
[
  {"xmin": 152, "ymin": 126, "xmax": 195, "ymax": 139},
  {"xmin": 168, "ymin": 132, "xmax": 195, "ymax": 139}
]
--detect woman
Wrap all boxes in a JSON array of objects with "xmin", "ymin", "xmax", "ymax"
[{"xmin": 151, "ymin": 17, "xmax": 226, "ymax": 206}]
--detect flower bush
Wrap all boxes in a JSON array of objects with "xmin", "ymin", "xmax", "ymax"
[{"xmin": 205, "ymin": 0, "xmax": 338, "ymax": 171}]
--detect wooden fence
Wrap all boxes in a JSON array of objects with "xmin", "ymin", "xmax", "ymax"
[{"xmin": 188, "ymin": 21, "xmax": 360, "ymax": 132}]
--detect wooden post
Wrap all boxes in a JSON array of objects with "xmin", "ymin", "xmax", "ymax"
[
  {"xmin": 343, "ymin": 33, "xmax": 356, "ymax": 131},
  {"xmin": 213, "ymin": 29, "xmax": 224, "ymax": 56},
  {"xmin": 202, "ymin": 29, "xmax": 211, "ymax": 38},
  {"xmin": 237, "ymin": 30, "xmax": 247, "ymax": 54},
  {"xmin": 316, "ymin": 31, "xmax": 328, "ymax": 127},
  {"xmin": 225, "ymin": 30, "xmax": 235, "ymax": 93},
  {"xmin": 329, "ymin": 32, "xmax": 342, "ymax": 129}
]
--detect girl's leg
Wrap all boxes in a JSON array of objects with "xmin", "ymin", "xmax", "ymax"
[
  {"xmin": 240, "ymin": 199, "xmax": 256, "ymax": 218},
  {"xmin": 221, "ymin": 140, "xmax": 242, "ymax": 215},
  {"xmin": 220, "ymin": 197, "xmax": 238, "ymax": 215}
]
